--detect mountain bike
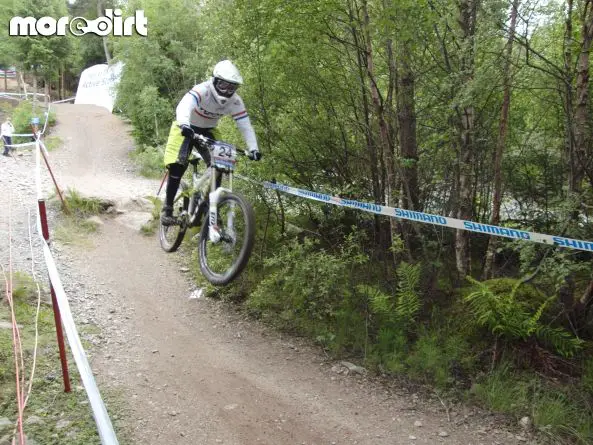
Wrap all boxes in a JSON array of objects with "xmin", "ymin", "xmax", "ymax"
[{"xmin": 158, "ymin": 134, "xmax": 255, "ymax": 286}]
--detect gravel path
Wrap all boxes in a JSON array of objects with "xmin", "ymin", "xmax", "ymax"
[{"xmin": 1, "ymin": 103, "xmax": 538, "ymax": 444}]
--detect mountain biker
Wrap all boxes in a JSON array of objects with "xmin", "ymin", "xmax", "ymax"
[{"xmin": 161, "ymin": 60, "xmax": 261, "ymax": 225}]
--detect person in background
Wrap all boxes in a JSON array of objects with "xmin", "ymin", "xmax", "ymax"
[{"xmin": 1, "ymin": 117, "xmax": 15, "ymax": 157}]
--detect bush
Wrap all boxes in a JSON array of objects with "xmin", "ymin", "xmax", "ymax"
[
  {"xmin": 130, "ymin": 144, "xmax": 165, "ymax": 178},
  {"xmin": 119, "ymin": 85, "xmax": 173, "ymax": 146},
  {"xmin": 10, "ymin": 100, "xmax": 56, "ymax": 135},
  {"xmin": 246, "ymin": 234, "xmax": 372, "ymax": 354},
  {"xmin": 248, "ymin": 237, "xmax": 351, "ymax": 335}
]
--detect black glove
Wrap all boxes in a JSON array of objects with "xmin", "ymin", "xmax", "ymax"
[
  {"xmin": 248, "ymin": 149, "xmax": 262, "ymax": 161},
  {"xmin": 180, "ymin": 124, "xmax": 194, "ymax": 139}
]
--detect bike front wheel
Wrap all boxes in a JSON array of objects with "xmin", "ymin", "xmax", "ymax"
[
  {"xmin": 159, "ymin": 181, "xmax": 189, "ymax": 253},
  {"xmin": 198, "ymin": 192, "xmax": 255, "ymax": 285}
]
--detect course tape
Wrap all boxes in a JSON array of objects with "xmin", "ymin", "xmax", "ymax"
[
  {"xmin": 4, "ymin": 141, "xmax": 36, "ymax": 148},
  {"xmin": 261, "ymin": 180, "xmax": 593, "ymax": 253},
  {"xmin": 51, "ymin": 97, "xmax": 76, "ymax": 104},
  {"xmin": 35, "ymin": 140, "xmax": 119, "ymax": 445}
]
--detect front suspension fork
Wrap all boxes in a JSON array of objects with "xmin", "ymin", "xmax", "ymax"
[{"xmin": 208, "ymin": 188, "xmax": 232, "ymax": 243}]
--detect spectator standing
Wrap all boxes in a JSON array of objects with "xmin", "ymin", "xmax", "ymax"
[{"xmin": 1, "ymin": 118, "xmax": 15, "ymax": 156}]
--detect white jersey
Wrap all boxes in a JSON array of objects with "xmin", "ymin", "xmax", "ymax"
[
  {"xmin": 176, "ymin": 79, "xmax": 258, "ymax": 153},
  {"xmin": 1, "ymin": 121, "xmax": 14, "ymax": 137}
]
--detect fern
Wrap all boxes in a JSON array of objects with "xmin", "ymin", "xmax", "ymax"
[
  {"xmin": 536, "ymin": 325, "xmax": 584, "ymax": 358},
  {"xmin": 395, "ymin": 262, "xmax": 422, "ymax": 323},
  {"xmin": 359, "ymin": 284, "xmax": 391, "ymax": 316},
  {"xmin": 361, "ymin": 262, "xmax": 422, "ymax": 329},
  {"xmin": 464, "ymin": 277, "xmax": 584, "ymax": 357}
]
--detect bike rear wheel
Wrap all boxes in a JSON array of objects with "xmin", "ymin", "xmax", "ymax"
[
  {"xmin": 159, "ymin": 181, "xmax": 189, "ymax": 253},
  {"xmin": 198, "ymin": 192, "xmax": 255, "ymax": 285}
]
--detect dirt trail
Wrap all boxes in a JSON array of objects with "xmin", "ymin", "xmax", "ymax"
[
  {"xmin": 47, "ymin": 104, "xmax": 159, "ymax": 200},
  {"xmin": 44, "ymin": 104, "xmax": 530, "ymax": 445}
]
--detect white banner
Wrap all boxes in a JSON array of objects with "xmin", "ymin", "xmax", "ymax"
[{"xmin": 74, "ymin": 62, "xmax": 123, "ymax": 112}]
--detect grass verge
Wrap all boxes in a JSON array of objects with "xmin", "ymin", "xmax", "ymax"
[
  {"xmin": 51, "ymin": 188, "xmax": 106, "ymax": 247},
  {"xmin": 470, "ymin": 363, "xmax": 593, "ymax": 444},
  {"xmin": 0, "ymin": 271, "xmax": 123, "ymax": 444},
  {"xmin": 43, "ymin": 136, "xmax": 62, "ymax": 152}
]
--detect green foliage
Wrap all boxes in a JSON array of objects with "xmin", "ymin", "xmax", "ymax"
[
  {"xmin": 43, "ymin": 136, "xmax": 62, "ymax": 151},
  {"xmin": 11, "ymin": 271, "xmax": 42, "ymax": 303},
  {"xmin": 470, "ymin": 363, "xmax": 531, "ymax": 413},
  {"xmin": 6, "ymin": 0, "xmax": 72, "ymax": 80},
  {"xmin": 63, "ymin": 188, "xmax": 104, "ymax": 218},
  {"xmin": 471, "ymin": 364, "xmax": 593, "ymax": 444},
  {"xmin": 582, "ymin": 357, "xmax": 593, "ymax": 396},
  {"xmin": 362, "ymin": 261, "xmax": 421, "ymax": 336},
  {"xmin": 355, "ymin": 262, "xmax": 422, "ymax": 374},
  {"xmin": 113, "ymin": 0, "xmax": 208, "ymax": 145},
  {"xmin": 395, "ymin": 262, "xmax": 422, "ymax": 323},
  {"xmin": 130, "ymin": 144, "xmax": 165, "ymax": 178},
  {"xmin": 8, "ymin": 100, "xmax": 56, "ymax": 135},
  {"xmin": 405, "ymin": 332, "xmax": 453, "ymax": 387},
  {"xmin": 0, "ymin": 269, "xmax": 117, "ymax": 444},
  {"xmin": 126, "ymin": 86, "xmax": 172, "ymax": 145},
  {"xmin": 90, "ymin": 0, "xmax": 593, "ymax": 440},
  {"xmin": 464, "ymin": 277, "xmax": 584, "ymax": 357},
  {"xmin": 248, "ymin": 238, "xmax": 350, "ymax": 335}
]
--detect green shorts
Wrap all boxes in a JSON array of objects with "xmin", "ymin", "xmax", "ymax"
[{"xmin": 163, "ymin": 121, "xmax": 220, "ymax": 167}]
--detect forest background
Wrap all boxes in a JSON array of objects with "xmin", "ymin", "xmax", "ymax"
[{"xmin": 2, "ymin": 0, "xmax": 593, "ymax": 443}]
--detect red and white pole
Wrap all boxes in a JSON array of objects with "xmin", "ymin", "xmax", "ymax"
[{"xmin": 38, "ymin": 199, "xmax": 71, "ymax": 393}]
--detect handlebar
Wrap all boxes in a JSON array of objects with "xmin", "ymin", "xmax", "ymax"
[{"xmin": 192, "ymin": 133, "xmax": 247, "ymax": 156}]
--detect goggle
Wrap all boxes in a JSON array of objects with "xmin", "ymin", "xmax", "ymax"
[{"xmin": 215, "ymin": 78, "xmax": 239, "ymax": 97}]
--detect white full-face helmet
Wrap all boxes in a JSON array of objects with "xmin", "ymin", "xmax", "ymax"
[{"xmin": 209, "ymin": 60, "xmax": 243, "ymax": 105}]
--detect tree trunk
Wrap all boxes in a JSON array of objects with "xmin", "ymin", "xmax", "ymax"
[
  {"xmin": 455, "ymin": 0, "xmax": 479, "ymax": 279},
  {"xmin": 346, "ymin": 0, "xmax": 384, "ymax": 247},
  {"xmin": 396, "ymin": 39, "xmax": 420, "ymax": 211},
  {"xmin": 573, "ymin": 0, "xmax": 593, "ymax": 194},
  {"xmin": 483, "ymin": 0, "xmax": 519, "ymax": 279},
  {"xmin": 3, "ymin": 70, "xmax": 6, "ymax": 92},
  {"xmin": 18, "ymin": 70, "xmax": 26, "ymax": 95},
  {"xmin": 98, "ymin": 0, "xmax": 112, "ymax": 63},
  {"xmin": 563, "ymin": 1, "xmax": 593, "ymax": 332},
  {"xmin": 32, "ymin": 74, "xmax": 38, "ymax": 112},
  {"xmin": 564, "ymin": 0, "xmax": 576, "ymax": 196},
  {"xmin": 61, "ymin": 68, "xmax": 66, "ymax": 99},
  {"xmin": 362, "ymin": 0, "xmax": 397, "ymax": 248},
  {"xmin": 60, "ymin": 67, "xmax": 64, "ymax": 100}
]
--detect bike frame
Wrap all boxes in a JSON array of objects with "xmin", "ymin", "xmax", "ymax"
[{"xmin": 181, "ymin": 148, "xmax": 236, "ymax": 244}]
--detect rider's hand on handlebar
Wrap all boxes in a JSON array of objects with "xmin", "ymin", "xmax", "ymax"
[
  {"xmin": 248, "ymin": 149, "xmax": 262, "ymax": 161},
  {"xmin": 180, "ymin": 124, "xmax": 194, "ymax": 139},
  {"xmin": 192, "ymin": 133, "xmax": 211, "ymax": 146}
]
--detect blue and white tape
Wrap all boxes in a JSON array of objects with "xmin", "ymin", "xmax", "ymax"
[{"xmin": 262, "ymin": 181, "xmax": 593, "ymax": 253}]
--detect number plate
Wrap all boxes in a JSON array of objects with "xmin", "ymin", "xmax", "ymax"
[{"xmin": 211, "ymin": 142, "xmax": 237, "ymax": 171}]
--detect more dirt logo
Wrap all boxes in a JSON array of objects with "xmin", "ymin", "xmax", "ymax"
[{"xmin": 9, "ymin": 9, "xmax": 147, "ymax": 37}]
